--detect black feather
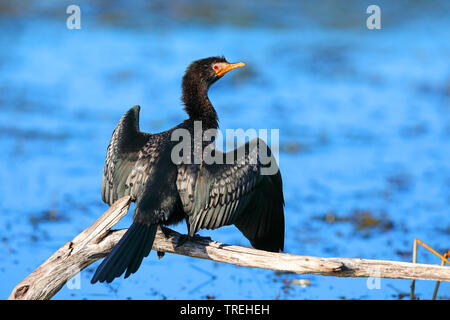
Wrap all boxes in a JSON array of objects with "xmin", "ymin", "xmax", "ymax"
[
  {"xmin": 93, "ymin": 57, "xmax": 284, "ymax": 285},
  {"xmin": 91, "ymin": 223, "xmax": 157, "ymax": 284}
]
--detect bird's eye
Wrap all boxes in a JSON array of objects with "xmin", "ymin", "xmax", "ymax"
[{"xmin": 213, "ymin": 65, "xmax": 219, "ymax": 70}]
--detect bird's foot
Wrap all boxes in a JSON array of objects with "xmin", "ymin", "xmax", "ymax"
[
  {"xmin": 159, "ymin": 225, "xmax": 172, "ymax": 239},
  {"xmin": 175, "ymin": 234, "xmax": 212, "ymax": 248},
  {"xmin": 192, "ymin": 233, "xmax": 212, "ymax": 242},
  {"xmin": 157, "ymin": 226, "xmax": 172, "ymax": 259}
]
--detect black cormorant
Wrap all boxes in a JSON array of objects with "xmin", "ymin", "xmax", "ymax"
[{"xmin": 91, "ymin": 56, "xmax": 285, "ymax": 284}]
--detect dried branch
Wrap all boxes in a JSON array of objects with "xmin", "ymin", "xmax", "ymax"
[{"xmin": 8, "ymin": 196, "xmax": 450, "ymax": 300}]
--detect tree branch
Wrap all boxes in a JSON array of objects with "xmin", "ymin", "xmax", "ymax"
[{"xmin": 8, "ymin": 196, "xmax": 450, "ymax": 300}]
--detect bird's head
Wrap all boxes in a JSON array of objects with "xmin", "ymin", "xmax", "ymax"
[{"xmin": 183, "ymin": 56, "xmax": 246, "ymax": 88}]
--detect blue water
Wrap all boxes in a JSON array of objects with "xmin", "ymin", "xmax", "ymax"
[{"xmin": 0, "ymin": 1, "xmax": 449, "ymax": 299}]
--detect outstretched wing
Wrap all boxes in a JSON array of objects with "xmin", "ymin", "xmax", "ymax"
[
  {"xmin": 176, "ymin": 138, "xmax": 285, "ymax": 252},
  {"xmin": 101, "ymin": 105, "xmax": 151, "ymax": 205}
]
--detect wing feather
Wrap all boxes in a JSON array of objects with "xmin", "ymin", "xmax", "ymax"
[
  {"xmin": 101, "ymin": 106, "xmax": 151, "ymax": 205},
  {"xmin": 176, "ymin": 138, "xmax": 285, "ymax": 252}
]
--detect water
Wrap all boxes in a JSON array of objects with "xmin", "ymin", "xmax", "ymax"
[{"xmin": 0, "ymin": 0, "xmax": 449, "ymax": 300}]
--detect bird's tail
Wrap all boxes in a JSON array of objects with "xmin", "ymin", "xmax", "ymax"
[{"xmin": 91, "ymin": 223, "xmax": 158, "ymax": 284}]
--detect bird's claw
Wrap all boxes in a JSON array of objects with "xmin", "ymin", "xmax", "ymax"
[
  {"xmin": 159, "ymin": 226, "xmax": 171, "ymax": 239},
  {"xmin": 175, "ymin": 234, "xmax": 212, "ymax": 248},
  {"xmin": 193, "ymin": 234, "xmax": 212, "ymax": 242}
]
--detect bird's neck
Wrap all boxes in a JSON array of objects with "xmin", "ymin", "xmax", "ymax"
[{"xmin": 182, "ymin": 79, "xmax": 218, "ymax": 130}]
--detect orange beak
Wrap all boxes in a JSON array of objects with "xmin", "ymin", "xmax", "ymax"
[{"xmin": 215, "ymin": 62, "xmax": 246, "ymax": 77}]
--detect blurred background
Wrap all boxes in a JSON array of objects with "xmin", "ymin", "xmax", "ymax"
[{"xmin": 0, "ymin": 0, "xmax": 449, "ymax": 299}]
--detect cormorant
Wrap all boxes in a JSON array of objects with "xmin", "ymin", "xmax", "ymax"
[{"xmin": 91, "ymin": 56, "xmax": 285, "ymax": 284}]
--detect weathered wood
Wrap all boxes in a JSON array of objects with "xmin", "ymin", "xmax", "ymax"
[
  {"xmin": 8, "ymin": 196, "xmax": 132, "ymax": 300},
  {"xmin": 8, "ymin": 196, "xmax": 450, "ymax": 300},
  {"xmin": 150, "ymin": 228, "xmax": 450, "ymax": 282}
]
